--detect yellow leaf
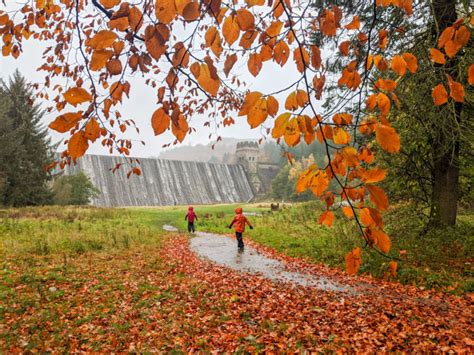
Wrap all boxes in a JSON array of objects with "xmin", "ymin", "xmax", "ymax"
[
  {"xmin": 271, "ymin": 112, "xmax": 290, "ymax": 138},
  {"xmin": 333, "ymin": 128, "xmax": 350, "ymax": 145}
]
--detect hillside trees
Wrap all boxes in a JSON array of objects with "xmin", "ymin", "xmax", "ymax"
[
  {"xmin": 0, "ymin": 71, "xmax": 54, "ymax": 206},
  {"xmin": 1, "ymin": 0, "xmax": 472, "ymax": 273}
]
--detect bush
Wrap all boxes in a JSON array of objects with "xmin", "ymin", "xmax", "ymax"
[{"xmin": 52, "ymin": 172, "xmax": 100, "ymax": 206}]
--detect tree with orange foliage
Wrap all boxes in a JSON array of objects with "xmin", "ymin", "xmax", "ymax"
[{"xmin": 0, "ymin": 0, "xmax": 472, "ymax": 274}]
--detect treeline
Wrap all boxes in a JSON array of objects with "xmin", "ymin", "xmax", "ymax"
[{"xmin": 0, "ymin": 71, "xmax": 98, "ymax": 207}]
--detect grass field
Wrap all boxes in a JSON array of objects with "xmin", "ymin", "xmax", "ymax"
[{"xmin": 0, "ymin": 204, "xmax": 472, "ymax": 351}]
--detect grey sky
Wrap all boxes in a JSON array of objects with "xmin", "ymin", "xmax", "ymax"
[{"xmin": 0, "ymin": 1, "xmax": 311, "ymax": 158}]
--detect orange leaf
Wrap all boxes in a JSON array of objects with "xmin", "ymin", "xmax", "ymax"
[
  {"xmin": 155, "ymin": 0, "xmax": 176, "ymax": 24},
  {"xmin": 294, "ymin": 47, "xmax": 310, "ymax": 73},
  {"xmin": 273, "ymin": 40, "xmax": 290, "ymax": 66},
  {"xmin": 345, "ymin": 15, "xmax": 360, "ymax": 30},
  {"xmin": 90, "ymin": 49, "xmax": 114, "ymax": 71},
  {"xmin": 309, "ymin": 170, "xmax": 329, "ymax": 197},
  {"xmin": 333, "ymin": 128, "xmax": 350, "ymax": 145},
  {"xmin": 468, "ymin": 64, "xmax": 474, "ymax": 85},
  {"xmin": 388, "ymin": 261, "xmax": 397, "ymax": 277},
  {"xmin": 432, "ymin": 83, "xmax": 448, "ymax": 106},
  {"xmin": 247, "ymin": 52, "xmax": 262, "ymax": 77},
  {"xmin": 454, "ymin": 26, "xmax": 470, "ymax": 47},
  {"xmin": 223, "ymin": 53, "xmax": 237, "ymax": 77},
  {"xmin": 68, "ymin": 131, "xmax": 89, "ymax": 159},
  {"xmin": 448, "ymin": 78, "xmax": 465, "ymax": 103},
  {"xmin": 295, "ymin": 90, "xmax": 308, "ymax": 107},
  {"xmin": 222, "ymin": 16, "xmax": 240, "ymax": 45},
  {"xmin": 366, "ymin": 94, "xmax": 377, "ymax": 111},
  {"xmin": 438, "ymin": 26, "xmax": 455, "ymax": 48},
  {"xmin": 198, "ymin": 63, "xmax": 219, "ymax": 96},
  {"xmin": 239, "ymin": 91, "xmax": 262, "ymax": 116},
  {"xmin": 285, "ymin": 92, "xmax": 298, "ymax": 111},
  {"xmin": 377, "ymin": 93, "xmax": 391, "ymax": 115},
  {"xmin": 375, "ymin": 124, "xmax": 400, "ymax": 153},
  {"xmin": 402, "ymin": 52, "xmax": 418, "ymax": 73},
  {"xmin": 151, "ymin": 108, "xmax": 170, "ymax": 135},
  {"xmin": 49, "ymin": 112, "xmax": 83, "ymax": 133},
  {"xmin": 391, "ymin": 55, "xmax": 407, "ymax": 76},
  {"xmin": 310, "ymin": 45, "xmax": 322, "ymax": 69},
  {"xmin": 64, "ymin": 87, "xmax": 92, "ymax": 107},
  {"xmin": 367, "ymin": 185, "xmax": 389, "ymax": 211},
  {"xmin": 84, "ymin": 118, "xmax": 101, "ymax": 142},
  {"xmin": 345, "ymin": 247, "xmax": 361, "ymax": 275},
  {"xmin": 247, "ymin": 98, "xmax": 268, "ymax": 128},
  {"xmin": 284, "ymin": 118, "xmax": 300, "ymax": 147},
  {"xmin": 372, "ymin": 229, "xmax": 391, "ymax": 253},
  {"xmin": 267, "ymin": 96, "xmax": 279, "ymax": 117},
  {"xmin": 182, "ymin": 2, "xmax": 200, "ymax": 21},
  {"xmin": 342, "ymin": 206, "xmax": 354, "ymax": 218},
  {"xmin": 235, "ymin": 9, "xmax": 254, "ymax": 31},
  {"xmin": 88, "ymin": 30, "xmax": 117, "ymax": 50},
  {"xmin": 129, "ymin": 6, "xmax": 144, "ymax": 31},
  {"xmin": 430, "ymin": 48, "xmax": 446, "ymax": 64},
  {"xmin": 171, "ymin": 112, "xmax": 188, "ymax": 142},
  {"xmin": 109, "ymin": 17, "xmax": 129, "ymax": 31},
  {"xmin": 362, "ymin": 167, "xmax": 387, "ymax": 183},
  {"xmin": 339, "ymin": 40, "xmax": 350, "ymax": 56},
  {"xmin": 271, "ymin": 112, "xmax": 290, "ymax": 138},
  {"xmin": 318, "ymin": 210, "xmax": 334, "ymax": 226},
  {"xmin": 444, "ymin": 40, "xmax": 461, "ymax": 58},
  {"xmin": 100, "ymin": 0, "xmax": 120, "ymax": 9}
]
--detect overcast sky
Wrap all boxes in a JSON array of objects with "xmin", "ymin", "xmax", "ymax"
[{"xmin": 0, "ymin": 1, "xmax": 316, "ymax": 158}]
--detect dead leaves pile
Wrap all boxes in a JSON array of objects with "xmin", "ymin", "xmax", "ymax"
[{"xmin": 1, "ymin": 236, "xmax": 472, "ymax": 352}]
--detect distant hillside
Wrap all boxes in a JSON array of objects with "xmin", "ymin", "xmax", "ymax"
[{"xmin": 157, "ymin": 138, "xmax": 252, "ymax": 163}]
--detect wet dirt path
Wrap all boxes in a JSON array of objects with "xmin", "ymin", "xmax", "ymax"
[{"xmin": 164, "ymin": 225, "xmax": 353, "ymax": 293}]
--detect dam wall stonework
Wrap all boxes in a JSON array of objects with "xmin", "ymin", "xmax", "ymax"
[{"xmin": 62, "ymin": 155, "xmax": 255, "ymax": 207}]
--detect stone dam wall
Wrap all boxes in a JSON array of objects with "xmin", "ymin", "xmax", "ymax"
[{"xmin": 62, "ymin": 155, "xmax": 255, "ymax": 207}]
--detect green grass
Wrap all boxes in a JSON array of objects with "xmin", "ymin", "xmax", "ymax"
[{"xmin": 148, "ymin": 202, "xmax": 473, "ymax": 294}]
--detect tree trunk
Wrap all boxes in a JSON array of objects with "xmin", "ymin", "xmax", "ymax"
[{"xmin": 429, "ymin": 0, "xmax": 461, "ymax": 227}]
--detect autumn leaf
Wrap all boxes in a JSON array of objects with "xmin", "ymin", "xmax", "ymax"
[
  {"xmin": 88, "ymin": 30, "xmax": 117, "ymax": 50},
  {"xmin": 155, "ymin": 0, "xmax": 176, "ymax": 24},
  {"xmin": 49, "ymin": 112, "xmax": 83, "ymax": 133},
  {"xmin": 90, "ymin": 50, "xmax": 114, "ymax": 71},
  {"xmin": 151, "ymin": 108, "xmax": 170, "ymax": 135},
  {"xmin": 197, "ymin": 63, "xmax": 220, "ymax": 96},
  {"xmin": 345, "ymin": 247, "xmax": 361, "ymax": 275},
  {"xmin": 318, "ymin": 210, "xmax": 334, "ymax": 226},
  {"xmin": 388, "ymin": 261, "xmax": 398, "ymax": 277},
  {"xmin": 432, "ymin": 83, "xmax": 448, "ymax": 106},
  {"xmin": 100, "ymin": 0, "xmax": 120, "ymax": 9},
  {"xmin": 361, "ymin": 167, "xmax": 387, "ymax": 183},
  {"xmin": 236, "ymin": 9, "xmax": 255, "ymax": 31},
  {"xmin": 447, "ymin": 77, "xmax": 465, "ymax": 103},
  {"xmin": 438, "ymin": 26, "xmax": 455, "ymax": 48},
  {"xmin": 402, "ymin": 53, "xmax": 418, "ymax": 73},
  {"xmin": 375, "ymin": 124, "xmax": 400, "ymax": 153},
  {"xmin": 377, "ymin": 93, "xmax": 391, "ymax": 115},
  {"xmin": 267, "ymin": 96, "xmax": 279, "ymax": 117},
  {"xmin": 273, "ymin": 41, "xmax": 290, "ymax": 66},
  {"xmin": 63, "ymin": 87, "xmax": 92, "ymax": 107},
  {"xmin": 223, "ymin": 54, "xmax": 237, "ymax": 78},
  {"xmin": 222, "ymin": 16, "xmax": 240, "ymax": 45},
  {"xmin": 430, "ymin": 48, "xmax": 446, "ymax": 64},
  {"xmin": 247, "ymin": 98, "xmax": 268, "ymax": 128},
  {"xmin": 371, "ymin": 229, "xmax": 391, "ymax": 253},
  {"xmin": 271, "ymin": 112, "xmax": 290, "ymax": 138},
  {"xmin": 391, "ymin": 55, "xmax": 407, "ymax": 76},
  {"xmin": 345, "ymin": 15, "xmax": 360, "ymax": 30},
  {"xmin": 342, "ymin": 206, "xmax": 354, "ymax": 218},
  {"xmin": 84, "ymin": 118, "xmax": 101, "ymax": 142},
  {"xmin": 68, "ymin": 131, "xmax": 89, "ymax": 159},
  {"xmin": 248, "ymin": 53, "xmax": 262, "ymax": 77},
  {"xmin": 367, "ymin": 185, "xmax": 389, "ymax": 211},
  {"xmin": 333, "ymin": 128, "xmax": 350, "ymax": 145}
]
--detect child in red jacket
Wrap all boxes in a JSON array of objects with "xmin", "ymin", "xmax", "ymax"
[
  {"xmin": 185, "ymin": 206, "xmax": 197, "ymax": 233},
  {"xmin": 228, "ymin": 207, "xmax": 253, "ymax": 250}
]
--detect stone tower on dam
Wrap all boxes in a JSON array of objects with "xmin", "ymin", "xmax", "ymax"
[{"xmin": 235, "ymin": 141, "xmax": 279, "ymax": 194}]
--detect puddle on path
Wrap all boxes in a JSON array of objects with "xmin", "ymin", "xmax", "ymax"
[
  {"xmin": 189, "ymin": 231, "xmax": 352, "ymax": 293},
  {"xmin": 163, "ymin": 225, "xmax": 178, "ymax": 232}
]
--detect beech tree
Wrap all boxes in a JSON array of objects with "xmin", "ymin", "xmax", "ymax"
[{"xmin": 0, "ymin": 0, "xmax": 472, "ymax": 273}]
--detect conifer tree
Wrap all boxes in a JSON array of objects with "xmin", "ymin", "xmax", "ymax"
[{"xmin": 0, "ymin": 70, "xmax": 54, "ymax": 206}]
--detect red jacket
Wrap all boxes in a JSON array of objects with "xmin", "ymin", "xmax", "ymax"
[
  {"xmin": 229, "ymin": 208, "xmax": 253, "ymax": 233},
  {"xmin": 185, "ymin": 207, "xmax": 197, "ymax": 222}
]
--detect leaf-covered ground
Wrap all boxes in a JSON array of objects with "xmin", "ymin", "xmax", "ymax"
[{"xmin": 1, "ymin": 232, "xmax": 472, "ymax": 352}]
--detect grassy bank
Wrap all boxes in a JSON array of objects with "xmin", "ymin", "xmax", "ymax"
[{"xmin": 155, "ymin": 202, "xmax": 473, "ymax": 294}]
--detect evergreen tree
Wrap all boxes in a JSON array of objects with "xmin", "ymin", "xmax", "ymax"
[{"xmin": 0, "ymin": 70, "xmax": 54, "ymax": 206}]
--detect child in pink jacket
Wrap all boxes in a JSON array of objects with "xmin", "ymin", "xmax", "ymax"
[{"xmin": 185, "ymin": 206, "xmax": 197, "ymax": 233}]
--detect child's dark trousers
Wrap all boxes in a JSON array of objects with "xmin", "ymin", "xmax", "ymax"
[
  {"xmin": 236, "ymin": 232, "xmax": 244, "ymax": 249},
  {"xmin": 188, "ymin": 222, "xmax": 195, "ymax": 233}
]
